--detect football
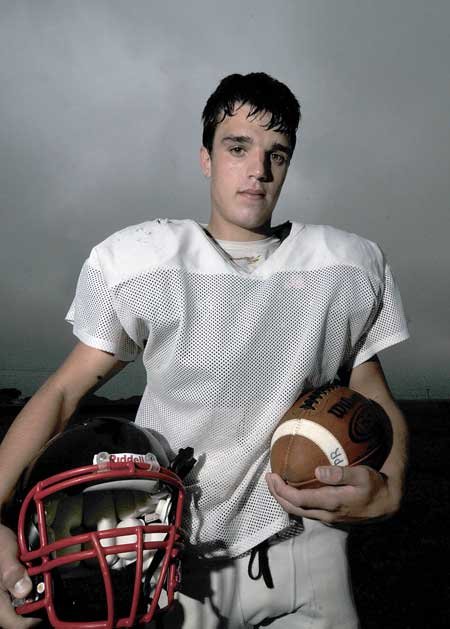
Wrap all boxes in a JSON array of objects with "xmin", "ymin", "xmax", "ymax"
[{"xmin": 270, "ymin": 384, "xmax": 393, "ymax": 488}]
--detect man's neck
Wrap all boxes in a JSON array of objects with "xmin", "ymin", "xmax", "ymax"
[{"xmin": 206, "ymin": 219, "xmax": 273, "ymax": 242}]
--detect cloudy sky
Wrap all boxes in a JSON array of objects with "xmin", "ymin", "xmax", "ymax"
[{"xmin": 0, "ymin": 0, "xmax": 449, "ymax": 399}]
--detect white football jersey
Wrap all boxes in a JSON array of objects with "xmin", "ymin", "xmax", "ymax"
[{"xmin": 66, "ymin": 219, "xmax": 409, "ymax": 557}]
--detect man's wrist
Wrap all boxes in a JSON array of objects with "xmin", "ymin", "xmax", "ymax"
[{"xmin": 381, "ymin": 469, "xmax": 404, "ymax": 515}]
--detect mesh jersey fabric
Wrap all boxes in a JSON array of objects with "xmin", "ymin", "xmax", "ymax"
[{"xmin": 66, "ymin": 218, "xmax": 410, "ymax": 557}]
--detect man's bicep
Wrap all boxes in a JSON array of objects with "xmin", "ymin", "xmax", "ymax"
[
  {"xmin": 348, "ymin": 354, "xmax": 395, "ymax": 406},
  {"xmin": 49, "ymin": 341, "xmax": 129, "ymax": 404}
]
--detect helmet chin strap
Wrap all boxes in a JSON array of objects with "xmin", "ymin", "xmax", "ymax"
[
  {"xmin": 142, "ymin": 546, "xmax": 166, "ymax": 602},
  {"xmin": 169, "ymin": 447, "xmax": 197, "ymax": 479}
]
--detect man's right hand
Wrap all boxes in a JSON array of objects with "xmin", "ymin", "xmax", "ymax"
[{"xmin": 0, "ymin": 524, "xmax": 40, "ymax": 628}]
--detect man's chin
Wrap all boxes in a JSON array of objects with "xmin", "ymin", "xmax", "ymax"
[
  {"xmin": 232, "ymin": 217, "xmax": 273, "ymax": 237},
  {"xmin": 235, "ymin": 203, "xmax": 273, "ymax": 224},
  {"xmin": 241, "ymin": 214, "xmax": 274, "ymax": 231}
]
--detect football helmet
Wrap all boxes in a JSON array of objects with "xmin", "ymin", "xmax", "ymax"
[{"xmin": 7, "ymin": 417, "xmax": 194, "ymax": 628}]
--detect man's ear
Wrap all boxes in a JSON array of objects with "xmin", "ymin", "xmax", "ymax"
[{"xmin": 200, "ymin": 146, "xmax": 211, "ymax": 178}]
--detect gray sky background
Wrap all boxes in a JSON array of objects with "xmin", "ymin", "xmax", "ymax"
[{"xmin": 0, "ymin": 0, "xmax": 448, "ymax": 399}]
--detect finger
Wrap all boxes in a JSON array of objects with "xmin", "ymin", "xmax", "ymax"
[
  {"xmin": 266, "ymin": 474, "xmax": 369, "ymax": 523},
  {"xmin": 266, "ymin": 473, "xmax": 343, "ymax": 511},
  {"xmin": 0, "ymin": 589, "xmax": 40, "ymax": 629},
  {"xmin": 315, "ymin": 465, "xmax": 372, "ymax": 487},
  {"xmin": 0, "ymin": 529, "xmax": 41, "ymax": 628},
  {"xmin": 266, "ymin": 472, "xmax": 290, "ymax": 499},
  {"xmin": 267, "ymin": 485, "xmax": 369, "ymax": 524},
  {"xmin": 1, "ymin": 569, "xmax": 32, "ymax": 600},
  {"xmin": 0, "ymin": 527, "xmax": 32, "ymax": 600},
  {"xmin": 266, "ymin": 487, "xmax": 338, "ymax": 523}
]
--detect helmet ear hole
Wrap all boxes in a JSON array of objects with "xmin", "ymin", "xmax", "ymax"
[{"xmin": 11, "ymin": 417, "xmax": 189, "ymax": 627}]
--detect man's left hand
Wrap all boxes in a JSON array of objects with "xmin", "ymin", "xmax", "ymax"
[{"xmin": 266, "ymin": 464, "xmax": 399, "ymax": 524}]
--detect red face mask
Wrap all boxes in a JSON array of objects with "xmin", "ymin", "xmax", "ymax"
[{"xmin": 9, "ymin": 417, "xmax": 192, "ymax": 629}]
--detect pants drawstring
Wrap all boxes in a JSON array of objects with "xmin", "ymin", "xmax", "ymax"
[{"xmin": 248, "ymin": 540, "xmax": 274, "ymax": 589}]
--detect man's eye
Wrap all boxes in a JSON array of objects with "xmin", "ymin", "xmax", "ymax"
[
  {"xmin": 271, "ymin": 153, "xmax": 286, "ymax": 165},
  {"xmin": 230, "ymin": 146, "xmax": 245, "ymax": 155}
]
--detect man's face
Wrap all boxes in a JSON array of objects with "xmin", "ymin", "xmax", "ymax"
[{"xmin": 200, "ymin": 103, "xmax": 292, "ymax": 241}]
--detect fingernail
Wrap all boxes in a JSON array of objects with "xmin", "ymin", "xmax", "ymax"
[
  {"xmin": 12, "ymin": 575, "xmax": 32, "ymax": 598},
  {"xmin": 316, "ymin": 466, "xmax": 332, "ymax": 482}
]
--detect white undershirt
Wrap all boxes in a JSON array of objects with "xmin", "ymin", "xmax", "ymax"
[{"xmin": 216, "ymin": 236, "xmax": 282, "ymax": 272}]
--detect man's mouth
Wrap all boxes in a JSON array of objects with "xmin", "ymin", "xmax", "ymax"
[{"xmin": 239, "ymin": 189, "xmax": 266, "ymax": 199}]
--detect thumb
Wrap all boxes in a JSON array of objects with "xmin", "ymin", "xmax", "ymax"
[
  {"xmin": 315, "ymin": 465, "xmax": 348, "ymax": 485},
  {"xmin": 0, "ymin": 524, "xmax": 32, "ymax": 598},
  {"xmin": 3, "ymin": 568, "xmax": 32, "ymax": 599}
]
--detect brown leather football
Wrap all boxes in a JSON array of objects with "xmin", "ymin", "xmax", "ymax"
[{"xmin": 270, "ymin": 384, "xmax": 393, "ymax": 488}]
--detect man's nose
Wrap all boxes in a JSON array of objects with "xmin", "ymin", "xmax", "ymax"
[{"xmin": 248, "ymin": 151, "xmax": 272, "ymax": 181}]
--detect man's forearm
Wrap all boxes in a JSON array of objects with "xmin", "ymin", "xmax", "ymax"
[
  {"xmin": 0, "ymin": 376, "xmax": 78, "ymax": 506},
  {"xmin": 348, "ymin": 356, "xmax": 409, "ymax": 513},
  {"xmin": 377, "ymin": 396, "xmax": 409, "ymax": 510}
]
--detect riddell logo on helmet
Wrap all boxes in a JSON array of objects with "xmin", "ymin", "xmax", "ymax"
[
  {"xmin": 93, "ymin": 452, "xmax": 149, "ymax": 465},
  {"xmin": 111, "ymin": 453, "xmax": 146, "ymax": 463}
]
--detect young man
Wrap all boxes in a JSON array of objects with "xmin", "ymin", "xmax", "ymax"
[{"xmin": 0, "ymin": 73, "xmax": 409, "ymax": 628}]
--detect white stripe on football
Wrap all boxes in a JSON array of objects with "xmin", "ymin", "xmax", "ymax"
[{"xmin": 270, "ymin": 418, "xmax": 349, "ymax": 466}]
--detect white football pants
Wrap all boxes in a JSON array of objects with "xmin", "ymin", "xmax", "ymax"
[{"xmin": 151, "ymin": 518, "xmax": 360, "ymax": 629}]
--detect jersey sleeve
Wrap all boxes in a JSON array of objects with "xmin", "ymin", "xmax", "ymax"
[
  {"xmin": 65, "ymin": 248, "xmax": 141, "ymax": 362},
  {"xmin": 349, "ymin": 262, "xmax": 410, "ymax": 368}
]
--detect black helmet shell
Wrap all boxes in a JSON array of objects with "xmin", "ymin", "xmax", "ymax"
[{"xmin": 20, "ymin": 417, "xmax": 170, "ymax": 496}]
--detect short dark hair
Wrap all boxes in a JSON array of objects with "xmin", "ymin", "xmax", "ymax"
[{"xmin": 202, "ymin": 72, "xmax": 301, "ymax": 155}]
